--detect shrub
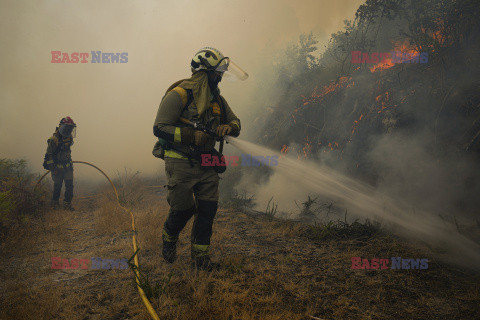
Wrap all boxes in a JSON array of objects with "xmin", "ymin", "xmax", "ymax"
[
  {"xmin": 304, "ymin": 217, "xmax": 381, "ymax": 241},
  {"xmin": 0, "ymin": 159, "xmax": 46, "ymax": 239}
]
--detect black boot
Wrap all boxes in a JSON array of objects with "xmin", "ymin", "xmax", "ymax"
[
  {"xmin": 50, "ymin": 199, "xmax": 60, "ymax": 210},
  {"xmin": 161, "ymin": 206, "xmax": 196, "ymax": 264},
  {"xmin": 162, "ymin": 239, "xmax": 177, "ymax": 263},
  {"xmin": 63, "ymin": 201, "xmax": 75, "ymax": 211}
]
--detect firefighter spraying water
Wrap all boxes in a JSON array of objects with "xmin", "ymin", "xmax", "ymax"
[{"xmin": 152, "ymin": 47, "xmax": 248, "ymax": 271}]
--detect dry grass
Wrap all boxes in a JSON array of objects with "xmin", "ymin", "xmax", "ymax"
[
  {"xmin": 93, "ymin": 192, "xmax": 131, "ymax": 235},
  {"xmin": 1, "ymin": 185, "xmax": 480, "ymax": 319}
]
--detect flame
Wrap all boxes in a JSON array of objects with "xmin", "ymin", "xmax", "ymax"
[
  {"xmin": 370, "ymin": 39, "xmax": 421, "ymax": 73},
  {"xmin": 327, "ymin": 142, "xmax": 339, "ymax": 151},
  {"xmin": 291, "ymin": 114, "xmax": 297, "ymax": 124},
  {"xmin": 279, "ymin": 139, "xmax": 315, "ymax": 159},
  {"xmin": 302, "ymin": 138, "xmax": 312, "ymax": 158},
  {"xmin": 302, "ymin": 76, "xmax": 353, "ymax": 106},
  {"xmin": 393, "ymin": 40, "xmax": 421, "ymax": 63},
  {"xmin": 349, "ymin": 89, "xmax": 401, "ymax": 140},
  {"xmin": 351, "ymin": 113, "xmax": 365, "ymax": 135},
  {"xmin": 376, "ymin": 91, "xmax": 392, "ymax": 114},
  {"xmin": 432, "ymin": 29, "xmax": 444, "ymax": 45},
  {"xmin": 422, "ymin": 19, "xmax": 446, "ymax": 47},
  {"xmin": 399, "ymin": 89, "xmax": 416, "ymax": 104},
  {"xmin": 370, "ymin": 56, "xmax": 395, "ymax": 73}
]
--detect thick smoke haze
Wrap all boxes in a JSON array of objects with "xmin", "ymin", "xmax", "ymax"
[
  {"xmin": 0, "ymin": 0, "xmax": 363, "ymax": 179},
  {"xmin": 226, "ymin": 137, "xmax": 480, "ymax": 269}
]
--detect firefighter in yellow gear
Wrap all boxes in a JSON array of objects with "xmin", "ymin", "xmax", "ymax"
[
  {"xmin": 153, "ymin": 47, "xmax": 248, "ymax": 270},
  {"xmin": 43, "ymin": 116, "xmax": 77, "ymax": 210}
]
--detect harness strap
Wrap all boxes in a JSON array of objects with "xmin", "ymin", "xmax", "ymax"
[{"xmin": 216, "ymin": 93, "xmax": 226, "ymax": 154}]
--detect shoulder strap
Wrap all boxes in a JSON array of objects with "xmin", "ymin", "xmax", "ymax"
[
  {"xmin": 46, "ymin": 134, "xmax": 62, "ymax": 159},
  {"xmin": 217, "ymin": 94, "xmax": 226, "ymax": 124},
  {"xmin": 50, "ymin": 135, "xmax": 62, "ymax": 152},
  {"xmin": 49, "ymin": 135, "xmax": 59, "ymax": 144},
  {"xmin": 216, "ymin": 94, "xmax": 227, "ymax": 154}
]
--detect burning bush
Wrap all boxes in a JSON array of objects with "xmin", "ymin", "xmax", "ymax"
[{"xmin": 249, "ymin": 0, "xmax": 480, "ymax": 218}]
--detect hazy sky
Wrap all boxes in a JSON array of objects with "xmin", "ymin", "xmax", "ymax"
[{"xmin": 0, "ymin": 0, "xmax": 363, "ymax": 178}]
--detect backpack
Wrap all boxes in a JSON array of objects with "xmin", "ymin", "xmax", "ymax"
[
  {"xmin": 42, "ymin": 135, "xmax": 61, "ymax": 170},
  {"xmin": 152, "ymin": 82, "xmax": 227, "ymax": 162},
  {"xmin": 152, "ymin": 85, "xmax": 195, "ymax": 160}
]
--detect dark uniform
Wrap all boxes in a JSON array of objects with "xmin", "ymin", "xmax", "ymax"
[
  {"xmin": 154, "ymin": 72, "xmax": 241, "ymax": 267},
  {"xmin": 45, "ymin": 130, "xmax": 74, "ymax": 209}
]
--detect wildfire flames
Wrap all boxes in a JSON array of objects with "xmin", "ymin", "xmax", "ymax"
[
  {"xmin": 370, "ymin": 39, "xmax": 421, "ymax": 73},
  {"xmin": 277, "ymin": 12, "xmax": 453, "ymax": 163},
  {"xmin": 328, "ymin": 142, "xmax": 339, "ymax": 150},
  {"xmin": 376, "ymin": 91, "xmax": 395, "ymax": 114},
  {"xmin": 422, "ymin": 19, "xmax": 446, "ymax": 48},
  {"xmin": 369, "ymin": 56, "xmax": 395, "ymax": 73},
  {"xmin": 301, "ymin": 76, "xmax": 353, "ymax": 106},
  {"xmin": 351, "ymin": 114, "xmax": 365, "ymax": 136},
  {"xmin": 281, "ymin": 76, "xmax": 356, "ymax": 158},
  {"xmin": 302, "ymin": 138, "xmax": 312, "ymax": 158},
  {"xmin": 281, "ymin": 38, "xmax": 420, "ymax": 158}
]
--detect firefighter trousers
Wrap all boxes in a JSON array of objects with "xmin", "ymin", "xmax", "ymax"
[{"xmin": 162, "ymin": 157, "xmax": 219, "ymax": 258}]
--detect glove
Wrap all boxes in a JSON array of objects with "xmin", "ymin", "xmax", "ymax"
[
  {"xmin": 180, "ymin": 127, "xmax": 194, "ymax": 145},
  {"xmin": 180, "ymin": 127, "xmax": 211, "ymax": 147},
  {"xmin": 194, "ymin": 130, "xmax": 211, "ymax": 146},
  {"xmin": 216, "ymin": 124, "xmax": 233, "ymax": 137}
]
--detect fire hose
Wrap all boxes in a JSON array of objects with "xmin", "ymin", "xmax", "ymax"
[{"xmin": 34, "ymin": 160, "xmax": 161, "ymax": 320}]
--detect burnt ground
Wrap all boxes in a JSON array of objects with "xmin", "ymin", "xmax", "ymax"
[{"xmin": 1, "ymin": 185, "xmax": 479, "ymax": 320}]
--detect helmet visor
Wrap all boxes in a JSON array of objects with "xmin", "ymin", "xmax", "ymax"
[
  {"xmin": 59, "ymin": 124, "xmax": 76, "ymax": 138},
  {"xmin": 215, "ymin": 57, "xmax": 248, "ymax": 81}
]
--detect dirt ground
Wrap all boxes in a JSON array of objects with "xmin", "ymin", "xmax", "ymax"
[{"xmin": 1, "ymin": 185, "xmax": 480, "ymax": 320}]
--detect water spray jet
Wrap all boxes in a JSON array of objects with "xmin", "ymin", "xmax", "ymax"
[{"xmin": 225, "ymin": 137, "xmax": 480, "ymax": 269}]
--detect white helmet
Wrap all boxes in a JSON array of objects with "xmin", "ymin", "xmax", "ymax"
[{"xmin": 190, "ymin": 47, "xmax": 249, "ymax": 81}]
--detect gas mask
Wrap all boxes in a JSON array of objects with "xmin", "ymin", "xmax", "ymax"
[{"xmin": 59, "ymin": 124, "xmax": 76, "ymax": 138}]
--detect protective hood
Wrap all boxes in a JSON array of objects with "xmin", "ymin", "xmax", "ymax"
[{"xmin": 177, "ymin": 71, "xmax": 213, "ymax": 117}]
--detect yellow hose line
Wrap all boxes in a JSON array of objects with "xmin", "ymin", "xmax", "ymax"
[{"xmin": 35, "ymin": 161, "xmax": 161, "ymax": 320}]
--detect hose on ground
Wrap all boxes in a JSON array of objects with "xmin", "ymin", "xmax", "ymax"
[{"xmin": 34, "ymin": 160, "xmax": 161, "ymax": 320}]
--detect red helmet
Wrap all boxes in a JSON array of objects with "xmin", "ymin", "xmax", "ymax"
[{"xmin": 60, "ymin": 116, "xmax": 76, "ymax": 126}]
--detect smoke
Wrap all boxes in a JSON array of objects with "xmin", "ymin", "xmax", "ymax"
[
  {"xmin": 217, "ymin": 0, "xmax": 480, "ymax": 271},
  {"xmin": 0, "ymin": 0, "xmax": 363, "ymax": 179},
  {"xmin": 226, "ymin": 136, "xmax": 480, "ymax": 269},
  {"xmin": 238, "ymin": 0, "xmax": 480, "ymax": 224},
  {"xmin": 367, "ymin": 132, "xmax": 480, "ymax": 220},
  {"xmin": 2, "ymin": 0, "xmax": 479, "ymax": 270}
]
